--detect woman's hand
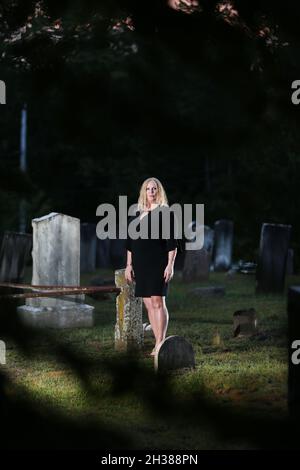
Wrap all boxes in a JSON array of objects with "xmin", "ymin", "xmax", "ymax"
[
  {"xmin": 125, "ymin": 265, "xmax": 134, "ymax": 283},
  {"xmin": 164, "ymin": 263, "xmax": 174, "ymax": 283}
]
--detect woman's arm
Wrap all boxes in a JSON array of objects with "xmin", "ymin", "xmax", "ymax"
[
  {"xmin": 125, "ymin": 250, "xmax": 134, "ymax": 282},
  {"xmin": 125, "ymin": 215, "xmax": 134, "ymax": 282},
  {"xmin": 168, "ymin": 248, "xmax": 177, "ymax": 267},
  {"xmin": 164, "ymin": 248, "xmax": 177, "ymax": 282},
  {"xmin": 126, "ymin": 249, "xmax": 132, "ymax": 267},
  {"xmin": 164, "ymin": 209, "xmax": 178, "ymax": 282}
]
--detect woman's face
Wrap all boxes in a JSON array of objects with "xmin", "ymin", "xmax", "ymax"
[{"xmin": 146, "ymin": 181, "xmax": 158, "ymax": 205}]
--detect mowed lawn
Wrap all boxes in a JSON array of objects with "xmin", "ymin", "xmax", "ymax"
[{"xmin": 2, "ymin": 268, "xmax": 297, "ymax": 450}]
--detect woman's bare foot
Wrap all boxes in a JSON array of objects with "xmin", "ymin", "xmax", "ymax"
[{"xmin": 149, "ymin": 339, "xmax": 164, "ymax": 356}]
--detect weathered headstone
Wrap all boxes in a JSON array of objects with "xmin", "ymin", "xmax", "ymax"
[
  {"xmin": 233, "ymin": 308, "xmax": 258, "ymax": 337},
  {"xmin": 182, "ymin": 224, "xmax": 213, "ymax": 282},
  {"xmin": 18, "ymin": 213, "xmax": 94, "ymax": 328},
  {"xmin": 115, "ymin": 269, "xmax": 143, "ymax": 352},
  {"xmin": 288, "ymin": 286, "xmax": 300, "ymax": 417},
  {"xmin": 183, "ymin": 249, "xmax": 211, "ymax": 282},
  {"xmin": 213, "ymin": 219, "xmax": 234, "ymax": 272},
  {"xmin": 0, "ymin": 231, "xmax": 32, "ymax": 282},
  {"xmin": 154, "ymin": 335, "xmax": 195, "ymax": 373},
  {"xmin": 96, "ymin": 238, "xmax": 111, "ymax": 268},
  {"xmin": 80, "ymin": 223, "xmax": 96, "ymax": 273},
  {"xmin": 286, "ymin": 249, "xmax": 294, "ymax": 276},
  {"xmin": 256, "ymin": 223, "xmax": 292, "ymax": 294}
]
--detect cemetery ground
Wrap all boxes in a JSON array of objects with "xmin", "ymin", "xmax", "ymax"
[{"xmin": 2, "ymin": 269, "xmax": 294, "ymax": 450}]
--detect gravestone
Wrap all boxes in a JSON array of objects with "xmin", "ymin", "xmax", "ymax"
[
  {"xmin": 233, "ymin": 308, "xmax": 258, "ymax": 337},
  {"xmin": 213, "ymin": 219, "xmax": 234, "ymax": 271},
  {"xmin": 154, "ymin": 335, "xmax": 195, "ymax": 373},
  {"xmin": 115, "ymin": 269, "xmax": 143, "ymax": 352},
  {"xmin": 96, "ymin": 238, "xmax": 111, "ymax": 268},
  {"xmin": 256, "ymin": 223, "xmax": 292, "ymax": 294},
  {"xmin": 182, "ymin": 224, "xmax": 213, "ymax": 282},
  {"xmin": 288, "ymin": 286, "xmax": 300, "ymax": 417},
  {"xmin": 286, "ymin": 249, "xmax": 294, "ymax": 276},
  {"xmin": 80, "ymin": 223, "xmax": 96, "ymax": 273},
  {"xmin": 18, "ymin": 213, "xmax": 94, "ymax": 328},
  {"xmin": 183, "ymin": 249, "xmax": 211, "ymax": 282},
  {"xmin": 0, "ymin": 231, "xmax": 32, "ymax": 282}
]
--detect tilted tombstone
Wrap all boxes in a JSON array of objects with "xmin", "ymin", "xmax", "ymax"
[
  {"xmin": 115, "ymin": 269, "xmax": 143, "ymax": 352},
  {"xmin": 154, "ymin": 335, "xmax": 195, "ymax": 373},
  {"xmin": 80, "ymin": 223, "xmax": 96, "ymax": 273},
  {"xmin": 213, "ymin": 219, "xmax": 234, "ymax": 272},
  {"xmin": 18, "ymin": 213, "xmax": 94, "ymax": 328},
  {"xmin": 0, "ymin": 231, "xmax": 32, "ymax": 282},
  {"xmin": 233, "ymin": 308, "xmax": 258, "ymax": 337},
  {"xmin": 256, "ymin": 223, "xmax": 292, "ymax": 294}
]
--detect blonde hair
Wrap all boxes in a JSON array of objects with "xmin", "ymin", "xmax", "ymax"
[{"xmin": 137, "ymin": 177, "xmax": 169, "ymax": 211}]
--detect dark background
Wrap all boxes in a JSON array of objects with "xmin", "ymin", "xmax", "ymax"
[{"xmin": 1, "ymin": 0, "xmax": 300, "ymax": 267}]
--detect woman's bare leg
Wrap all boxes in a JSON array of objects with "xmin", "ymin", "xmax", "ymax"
[
  {"xmin": 151, "ymin": 296, "xmax": 169, "ymax": 349},
  {"xmin": 143, "ymin": 297, "xmax": 159, "ymax": 348}
]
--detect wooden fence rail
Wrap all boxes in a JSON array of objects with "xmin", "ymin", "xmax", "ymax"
[{"xmin": 0, "ymin": 282, "xmax": 120, "ymax": 299}]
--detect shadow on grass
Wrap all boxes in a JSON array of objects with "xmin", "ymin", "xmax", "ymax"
[
  {"xmin": 172, "ymin": 318, "xmax": 233, "ymax": 325},
  {"xmin": 0, "ymin": 298, "xmax": 297, "ymax": 450}
]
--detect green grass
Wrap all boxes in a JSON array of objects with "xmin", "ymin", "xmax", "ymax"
[{"xmin": 1, "ymin": 268, "xmax": 298, "ymax": 449}]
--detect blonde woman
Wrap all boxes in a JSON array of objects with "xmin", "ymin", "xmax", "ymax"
[{"xmin": 125, "ymin": 177, "xmax": 178, "ymax": 356}]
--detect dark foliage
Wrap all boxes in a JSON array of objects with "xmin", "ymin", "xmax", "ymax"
[{"xmin": 0, "ymin": 2, "xmax": 300, "ymax": 261}]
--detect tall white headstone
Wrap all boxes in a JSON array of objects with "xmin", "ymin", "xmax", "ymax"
[{"xmin": 18, "ymin": 212, "xmax": 94, "ymax": 328}]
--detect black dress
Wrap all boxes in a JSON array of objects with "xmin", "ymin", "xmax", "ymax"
[{"xmin": 126, "ymin": 206, "xmax": 178, "ymax": 298}]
